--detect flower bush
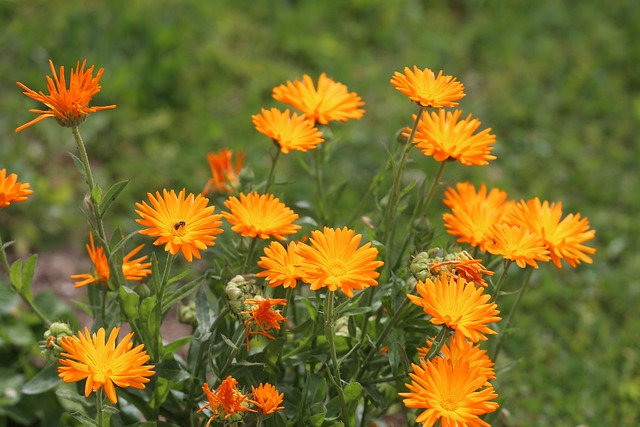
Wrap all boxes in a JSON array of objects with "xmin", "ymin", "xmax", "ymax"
[{"xmin": 0, "ymin": 61, "xmax": 596, "ymax": 426}]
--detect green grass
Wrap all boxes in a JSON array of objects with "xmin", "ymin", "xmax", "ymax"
[{"xmin": 1, "ymin": 0, "xmax": 639, "ymax": 425}]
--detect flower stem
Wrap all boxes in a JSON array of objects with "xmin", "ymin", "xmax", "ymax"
[
  {"xmin": 490, "ymin": 259, "xmax": 513, "ymax": 302},
  {"xmin": 415, "ymin": 161, "xmax": 447, "ymax": 222},
  {"xmin": 381, "ymin": 106, "xmax": 425, "ymax": 271},
  {"xmin": 325, "ymin": 291, "xmax": 349, "ymax": 424},
  {"xmin": 424, "ymin": 326, "xmax": 452, "ymax": 360},
  {"xmin": 491, "ymin": 267, "xmax": 534, "ymax": 361},
  {"xmin": 96, "ymin": 389, "xmax": 104, "ymax": 427},
  {"xmin": 265, "ymin": 148, "xmax": 281, "ymax": 193},
  {"xmin": 242, "ymin": 237, "xmax": 258, "ymax": 273},
  {"xmin": 153, "ymin": 253, "xmax": 175, "ymax": 361}
]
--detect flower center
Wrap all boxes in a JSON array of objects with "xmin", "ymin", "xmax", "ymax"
[
  {"xmin": 327, "ymin": 260, "xmax": 347, "ymax": 277},
  {"xmin": 172, "ymin": 221, "xmax": 186, "ymax": 236},
  {"xmin": 439, "ymin": 394, "xmax": 459, "ymax": 412}
]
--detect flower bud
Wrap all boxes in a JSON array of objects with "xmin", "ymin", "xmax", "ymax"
[
  {"xmin": 41, "ymin": 322, "xmax": 73, "ymax": 361},
  {"xmin": 178, "ymin": 301, "xmax": 197, "ymax": 326},
  {"xmin": 225, "ymin": 274, "xmax": 259, "ymax": 318}
]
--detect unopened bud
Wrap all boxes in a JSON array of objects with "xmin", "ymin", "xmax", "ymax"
[
  {"xmin": 178, "ymin": 301, "xmax": 197, "ymax": 326},
  {"xmin": 41, "ymin": 322, "xmax": 73, "ymax": 361}
]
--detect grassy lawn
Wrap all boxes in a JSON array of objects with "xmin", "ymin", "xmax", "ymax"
[{"xmin": 1, "ymin": 0, "xmax": 638, "ymax": 425}]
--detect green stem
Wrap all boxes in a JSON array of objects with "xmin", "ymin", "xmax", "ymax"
[
  {"xmin": 256, "ymin": 415, "xmax": 264, "ymax": 427},
  {"xmin": 416, "ymin": 161, "xmax": 447, "ymax": 222},
  {"xmin": 490, "ymin": 259, "xmax": 513, "ymax": 302},
  {"xmin": 96, "ymin": 389, "xmax": 104, "ymax": 427},
  {"xmin": 356, "ymin": 296, "xmax": 411, "ymax": 381},
  {"xmin": 424, "ymin": 326, "xmax": 452, "ymax": 360},
  {"xmin": 313, "ymin": 145, "xmax": 328, "ymax": 225},
  {"xmin": 220, "ymin": 332, "xmax": 246, "ymax": 376},
  {"xmin": 265, "ymin": 148, "xmax": 281, "ymax": 193},
  {"xmin": 491, "ymin": 267, "xmax": 534, "ymax": 360},
  {"xmin": 242, "ymin": 237, "xmax": 258, "ymax": 273},
  {"xmin": 380, "ymin": 105, "xmax": 425, "ymax": 251},
  {"xmin": 325, "ymin": 291, "xmax": 349, "ymax": 424},
  {"xmin": 153, "ymin": 253, "xmax": 175, "ymax": 361},
  {"xmin": 0, "ymin": 234, "xmax": 51, "ymax": 326}
]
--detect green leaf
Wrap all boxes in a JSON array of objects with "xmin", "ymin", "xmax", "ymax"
[
  {"xmin": 118, "ymin": 286, "xmax": 140, "ymax": 321},
  {"xmin": 161, "ymin": 275, "xmax": 204, "ymax": 315},
  {"xmin": 108, "ymin": 230, "xmax": 140, "ymax": 255},
  {"xmin": 164, "ymin": 336, "xmax": 192, "ymax": 353},
  {"xmin": 68, "ymin": 152, "xmax": 87, "ymax": 182},
  {"xmin": 149, "ymin": 377, "xmax": 171, "ymax": 409},
  {"xmin": 166, "ymin": 268, "xmax": 191, "ymax": 286},
  {"xmin": 343, "ymin": 381, "xmax": 362, "ymax": 410},
  {"xmin": 22, "ymin": 363, "xmax": 59, "ymax": 395},
  {"xmin": 220, "ymin": 334, "xmax": 238, "ymax": 350},
  {"xmin": 307, "ymin": 402, "xmax": 326, "ymax": 426},
  {"xmin": 55, "ymin": 389, "xmax": 92, "ymax": 407},
  {"xmin": 69, "ymin": 411, "xmax": 97, "ymax": 426},
  {"xmin": 155, "ymin": 358, "xmax": 191, "ymax": 382},
  {"xmin": 21, "ymin": 254, "xmax": 38, "ymax": 302},
  {"xmin": 194, "ymin": 285, "xmax": 211, "ymax": 340},
  {"xmin": 99, "ymin": 180, "xmax": 129, "ymax": 217},
  {"xmin": 91, "ymin": 184, "xmax": 102, "ymax": 205},
  {"xmin": 9, "ymin": 259, "xmax": 23, "ymax": 291}
]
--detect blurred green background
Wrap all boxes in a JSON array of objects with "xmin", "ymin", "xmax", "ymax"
[{"xmin": 1, "ymin": 0, "xmax": 639, "ymax": 425}]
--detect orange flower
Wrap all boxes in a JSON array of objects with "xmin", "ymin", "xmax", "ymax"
[
  {"xmin": 408, "ymin": 275, "xmax": 501, "ymax": 345},
  {"xmin": 202, "ymin": 149, "xmax": 245, "ymax": 194},
  {"xmin": 486, "ymin": 223, "xmax": 550, "ymax": 268},
  {"xmin": 428, "ymin": 251, "xmax": 494, "ymax": 288},
  {"xmin": 223, "ymin": 192, "xmax": 300, "ymax": 240},
  {"xmin": 242, "ymin": 298, "xmax": 288, "ymax": 349},
  {"xmin": 0, "ymin": 168, "xmax": 33, "ymax": 208},
  {"xmin": 506, "ymin": 198, "xmax": 596, "ymax": 268},
  {"xmin": 297, "ymin": 227, "xmax": 384, "ymax": 298},
  {"xmin": 442, "ymin": 182, "xmax": 513, "ymax": 252},
  {"xmin": 272, "ymin": 73, "xmax": 365, "ymax": 125},
  {"xmin": 16, "ymin": 59, "xmax": 116, "ymax": 132},
  {"xmin": 250, "ymin": 382, "xmax": 285, "ymax": 415},
  {"xmin": 135, "ymin": 189, "xmax": 224, "ymax": 262},
  {"xmin": 406, "ymin": 110, "xmax": 496, "ymax": 166},
  {"xmin": 58, "ymin": 327, "xmax": 154, "ymax": 404},
  {"xmin": 252, "ymin": 108, "xmax": 324, "ymax": 153},
  {"xmin": 390, "ymin": 66, "xmax": 465, "ymax": 108},
  {"xmin": 399, "ymin": 357, "xmax": 499, "ymax": 426},
  {"xmin": 418, "ymin": 336, "xmax": 496, "ymax": 382},
  {"xmin": 70, "ymin": 232, "xmax": 152, "ymax": 287},
  {"xmin": 256, "ymin": 241, "xmax": 304, "ymax": 288},
  {"xmin": 199, "ymin": 377, "xmax": 253, "ymax": 425}
]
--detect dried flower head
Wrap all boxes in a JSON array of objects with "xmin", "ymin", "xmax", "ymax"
[
  {"xmin": 16, "ymin": 59, "xmax": 116, "ymax": 132},
  {"xmin": 199, "ymin": 377, "xmax": 253, "ymax": 425},
  {"xmin": 242, "ymin": 297, "xmax": 288, "ymax": 349}
]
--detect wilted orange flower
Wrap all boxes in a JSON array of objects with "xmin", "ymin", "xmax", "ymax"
[
  {"xmin": 486, "ymin": 223, "xmax": 550, "ymax": 268},
  {"xmin": 406, "ymin": 110, "xmax": 496, "ymax": 166},
  {"xmin": 202, "ymin": 149, "xmax": 245, "ymax": 195},
  {"xmin": 252, "ymin": 108, "xmax": 324, "ymax": 153},
  {"xmin": 391, "ymin": 66, "xmax": 465, "ymax": 108},
  {"xmin": 251, "ymin": 382, "xmax": 285, "ymax": 415},
  {"xmin": 428, "ymin": 251, "xmax": 494, "ymax": 288},
  {"xmin": 418, "ymin": 336, "xmax": 496, "ymax": 382},
  {"xmin": 408, "ymin": 275, "xmax": 501, "ymax": 345},
  {"xmin": 135, "ymin": 189, "xmax": 224, "ymax": 262},
  {"xmin": 242, "ymin": 298, "xmax": 288, "ymax": 349},
  {"xmin": 399, "ymin": 356, "xmax": 499, "ymax": 426},
  {"xmin": 16, "ymin": 59, "xmax": 116, "ymax": 132},
  {"xmin": 71, "ymin": 232, "xmax": 152, "ymax": 287},
  {"xmin": 297, "ymin": 227, "xmax": 384, "ymax": 298},
  {"xmin": 58, "ymin": 327, "xmax": 154, "ymax": 404},
  {"xmin": 506, "ymin": 198, "xmax": 596, "ymax": 268},
  {"xmin": 272, "ymin": 73, "xmax": 365, "ymax": 125},
  {"xmin": 256, "ymin": 241, "xmax": 304, "ymax": 288},
  {"xmin": 0, "ymin": 168, "xmax": 33, "ymax": 208},
  {"xmin": 442, "ymin": 182, "xmax": 513, "ymax": 252},
  {"xmin": 199, "ymin": 377, "xmax": 253, "ymax": 425},
  {"xmin": 223, "ymin": 192, "xmax": 301, "ymax": 240}
]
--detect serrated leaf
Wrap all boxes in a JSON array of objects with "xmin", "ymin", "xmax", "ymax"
[
  {"xmin": 99, "ymin": 180, "xmax": 129, "ymax": 217},
  {"xmin": 22, "ymin": 363, "xmax": 59, "ymax": 395}
]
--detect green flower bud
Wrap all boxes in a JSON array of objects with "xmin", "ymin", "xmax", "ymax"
[
  {"xmin": 178, "ymin": 301, "xmax": 197, "ymax": 327},
  {"xmin": 41, "ymin": 322, "xmax": 73, "ymax": 361}
]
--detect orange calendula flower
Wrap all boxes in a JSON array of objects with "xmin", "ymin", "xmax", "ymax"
[
  {"xmin": 408, "ymin": 275, "xmax": 501, "ymax": 345},
  {"xmin": 391, "ymin": 66, "xmax": 465, "ymax": 108},
  {"xmin": 202, "ymin": 149, "xmax": 245, "ymax": 195},
  {"xmin": 272, "ymin": 73, "xmax": 365, "ymax": 125},
  {"xmin": 406, "ymin": 110, "xmax": 496, "ymax": 166},
  {"xmin": 0, "ymin": 168, "xmax": 33, "ymax": 208},
  {"xmin": 399, "ymin": 357, "xmax": 499, "ymax": 427},
  {"xmin": 506, "ymin": 198, "xmax": 596, "ymax": 268},
  {"xmin": 297, "ymin": 227, "xmax": 384, "ymax": 298},
  {"xmin": 242, "ymin": 297, "xmax": 288, "ymax": 349},
  {"xmin": 252, "ymin": 108, "xmax": 324, "ymax": 153},
  {"xmin": 135, "ymin": 189, "xmax": 224, "ymax": 262},
  {"xmin": 256, "ymin": 241, "xmax": 304, "ymax": 288},
  {"xmin": 199, "ymin": 377, "xmax": 253, "ymax": 425},
  {"xmin": 486, "ymin": 223, "xmax": 550, "ymax": 268},
  {"xmin": 251, "ymin": 382, "xmax": 285, "ymax": 415},
  {"xmin": 223, "ymin": 192, "xmax": 301, "ymax": 240},
  {"xmin": 418, "ymin": 336, "xmax": 496, "ymax": 383},
  {"xmin": 70, "ymin": 232, "xmax": 152, "ymax": 287},
  {"xmin": 16, "ymin": 59, "xmax": 116, "ymax": 132},
  {"xmin": 442, "ymin": 182, "xmax": 514, "ymax": 252},
  {"xmin": 58, "ymin": 327, "xmax": 154, "ymax": 404}
]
